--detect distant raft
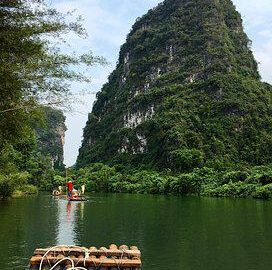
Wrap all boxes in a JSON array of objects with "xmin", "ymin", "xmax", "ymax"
[
  {"xmin": 52, "ymin": 188, "xmax": 87, "ymax": 201},
  {"xmin": 29, "ymin": 244, "xmax": 141, "ymax": 270}
]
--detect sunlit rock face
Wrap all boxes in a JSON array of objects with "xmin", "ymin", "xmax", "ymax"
[
  {"xmin": 77, "ymin": 0, "xmax": 272, "ymax": 170},
  {"xmin": 123, "ymin": 106, "xmax": 155, "ymax": 128},
  {"xmin": 35, "ymin": 107, "xmax": 66, "ymax": 170}
]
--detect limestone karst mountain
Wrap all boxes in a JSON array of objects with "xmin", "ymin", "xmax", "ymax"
[
  {"xmin": 77, "ymin": 0, "xmax": 272, "ymax": 171},
  {"xmin": 35, "ymin": 107, "xmax": 66, "ymax": 170}
]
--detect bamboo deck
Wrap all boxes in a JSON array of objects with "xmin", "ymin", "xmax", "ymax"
[
  {"xmin": 52, "ymin": 194, "xmax": 87, "ymax": 201},
  {"xmin": 29, "ymin": 244, "xmax": 141, "ymax": 269}
]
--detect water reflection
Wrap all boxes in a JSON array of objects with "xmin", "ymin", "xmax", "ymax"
[
  {"xmin": 56, "ymin": 198, "xmax": 86, "ymax": 245},
  {"xmin": 1, "ymin": 194, "xmax": 272, "ymax": 270}
]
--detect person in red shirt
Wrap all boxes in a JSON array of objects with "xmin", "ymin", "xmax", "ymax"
[{"xmin": 67, "ymin": 180, "xmax": 73, "ymax": 198}]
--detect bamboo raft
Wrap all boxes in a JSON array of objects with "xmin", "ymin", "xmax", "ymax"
[
  {"xmin": 52, "ymin": 195, "xmax": 86, "ymax": 201},
  {"xmin": 52, "ymin": 192, "xmax": 86, "ymax": 201},
  {"xmin": 69, "ymin": 197, "xmax": 86, "ymax": 201},
  {"xmin": 53, "ymin": 194, "xmax": 68, "ymax": 199},
  {"xmin": 29, "ymin": 244, "xmax": 141, "ymax": 270}
]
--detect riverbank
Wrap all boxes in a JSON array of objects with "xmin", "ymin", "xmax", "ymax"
[
  {"xmin": 12, "ymin": 185, "xmax": 38, "ymax": 198},
  {"xmin": 0, "ymin": 172, "xmax": 38, "ymax": 200},
  {"xmin": 1, "ymin": 163, "xmax": 271, "ymax": 200},
  {"xmin": 68, "ymin": 163, "xmax": 272, "ymax": 200},
  {"xmin": 0, "ymin": 185, "xmax": 38, "ymax": 200}
]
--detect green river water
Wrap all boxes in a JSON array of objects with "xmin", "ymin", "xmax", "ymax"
[{"xmin": 0, "ymin": 194, "xmax": 272, "ymax": 270}]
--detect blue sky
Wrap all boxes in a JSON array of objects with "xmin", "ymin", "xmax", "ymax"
[{"xmin": 49, "ymin": 0, "xmax": 272, "ymax": 166}]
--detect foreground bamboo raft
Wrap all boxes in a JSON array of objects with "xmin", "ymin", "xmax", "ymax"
[{"xmin": 29, "ymin": 244, "xmax": 141, "ymax": 270}]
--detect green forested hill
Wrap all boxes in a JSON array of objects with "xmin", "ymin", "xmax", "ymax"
[
  {"xmin": 35, "ymin": 107, "xmax": 66, "ymax": 170},
  {"xmin": 77, "ymin": 0, "xmax": 272, "ymax": 172}
]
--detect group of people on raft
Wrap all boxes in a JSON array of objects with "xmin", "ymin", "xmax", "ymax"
[
  {"xmin": 52, "ymin": 178, "xmax": 86, "ymax": 200},
  {"xmin": 66, "ymin": 180, "xmax": 85, "ymax": 200}
]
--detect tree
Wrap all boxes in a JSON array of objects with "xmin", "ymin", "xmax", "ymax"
[{"xmin": 0, "ymin": 0, "xmax": 105, "ymax": 194}]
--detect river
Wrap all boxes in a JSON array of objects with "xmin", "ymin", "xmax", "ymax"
[{"xmin": 0, "ymin": 194, "xmax": 271, "ymax": 269}]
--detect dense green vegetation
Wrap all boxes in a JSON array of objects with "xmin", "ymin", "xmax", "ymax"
[
  {"xmin": 76, "ymin": 0, "xmax": 272, "ymax": 199},
  {"xmin": 0, "ymin": 0, "xmax": 102, "ymax": 199},
  {"xmin": 65, "ymin": 163, "xmax": 272, "ymax": 200},
  {"xmin": 1, "ymin": 0, "xmax": 271, "ymax": 200}
]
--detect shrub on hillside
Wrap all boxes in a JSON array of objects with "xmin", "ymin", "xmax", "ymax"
[
  {"xmin": 220, "ymin": 170, "xmax": 249, "ymax": 184},
  {"xmin": 170, "ymin": 148, "xmax": 205, "ymax": 172},
  {"xmin": 0, "ymin": 172, "xmax": 29, "ymax": 199},
  {"xmin": 253, "ymin": 184, "xmax": 272, "ymax": 200},
  {"xmin": 203, "ymin": 182, "xmax": 257, "ymax": 198},
  {"xmin": 246, "ymin": 166, "xmax": 272, "ymax": 185}
]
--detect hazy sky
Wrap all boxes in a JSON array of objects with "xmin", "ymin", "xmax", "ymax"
[{"xmin": 49, "ymin": 0, "xmax": 272, "ymax": 166}]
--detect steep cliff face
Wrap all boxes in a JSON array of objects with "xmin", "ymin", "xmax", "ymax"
[
  {"xmin": 77, "ymin": 0, "xmax": 272, "ymax": 171},
  {"xmin": 36, "ymin": 107, "xmax": 66, "ymax": 170}
]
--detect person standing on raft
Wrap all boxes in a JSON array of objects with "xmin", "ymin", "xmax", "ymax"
[{"xmin": 67, "ymin": 180, "xmax": 73, "ymax": 199}]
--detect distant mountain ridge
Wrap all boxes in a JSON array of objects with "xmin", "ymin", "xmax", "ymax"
[{"xmin": 77, "ymin": 0, "xmax": 272, "ymax": 171}]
